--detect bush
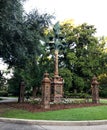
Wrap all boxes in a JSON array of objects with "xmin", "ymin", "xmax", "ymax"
[
  {"xmin": 99, "ymin": 86, "xmax": 107, "ymax": 98},
  {"xmin": 30, "ymin": 98, "xmax": 41, "ymax": 104},
  {"xmin": 64, "ymin": 92, "xmax": 91, "ymax": 98},
  {"xmin": 100, "ymin": 90, "xmax": 107, "ymax": 98},
  {"xmin": 0, "ymin": 91, "xmax": 8, "ymax": 97}
]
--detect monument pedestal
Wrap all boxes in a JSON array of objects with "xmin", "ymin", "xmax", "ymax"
[{"xmin": 51, "ymin": 75, "xmax": 63, "ymax": 103}]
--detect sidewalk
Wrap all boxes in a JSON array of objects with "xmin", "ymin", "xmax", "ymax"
[{"xmin": 0, "ymin": 117, "xmax": 107, "ymax": 126}]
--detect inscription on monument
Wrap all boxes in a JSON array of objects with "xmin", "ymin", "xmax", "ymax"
[{"xmin": 56, "ymin": 86, "xmax": 61, "ymax": 94}]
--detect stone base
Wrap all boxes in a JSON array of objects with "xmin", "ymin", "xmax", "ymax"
[
  {"xmin": 41, "ymin": 103, "xmax": 50, "ymax": 109},
  {"xmin": 51, "ymin": 75, "xmax": 63, "ymax": 103}
]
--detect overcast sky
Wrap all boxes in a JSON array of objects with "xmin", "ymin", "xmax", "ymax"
[
  {"xmin": 24, "ymin": 0, "xmax": 107, "ymax": 36},
  {"xmin": 0, "ymin": 0, "xmax": 107, "ymax": 71}
]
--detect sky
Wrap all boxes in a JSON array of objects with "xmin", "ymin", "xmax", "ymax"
[
  {"xmin": 24, "ymin": 0, "xmax": 107, "ymax": 37},
  {"xmin": 0, "ymin": 0, "xmax": 107, "ymax": 72}
]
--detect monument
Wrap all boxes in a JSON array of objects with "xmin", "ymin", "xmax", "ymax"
[
  {"xmin": 41, "ymin": 22, "xmax": 65, "ymax": 107},
  {"xmin": 49, "ymin": 22, "xmax": 64, "ymax": 103}
]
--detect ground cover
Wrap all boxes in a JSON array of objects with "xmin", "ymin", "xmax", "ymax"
[{"xmin": 0, "ymin": 102, "xmax": 107, "ymax": 121}]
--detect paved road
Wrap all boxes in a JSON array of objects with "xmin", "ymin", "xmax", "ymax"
[
  {"xmin": 1, "ymin": 122, "xmax": 107, "ymax": 130},
  {"xmin": 0, "ymin": 97, "xmax": 18, "ymax": 103},
  {"xmin": 44, "ymin": 125, "xmax": 107, "ymax": 130},
  {"xmin": 0, "ymin": 122, "xmax": 44, "ymax": 130}
]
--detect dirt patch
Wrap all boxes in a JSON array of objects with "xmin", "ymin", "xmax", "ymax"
[{"xmin": 0, "ymin": 102, "xmax": 105, "ymax": 113}]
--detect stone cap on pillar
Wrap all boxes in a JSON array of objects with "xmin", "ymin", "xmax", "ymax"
[{"xmin": 42, "ymin": 72, "xmax": 50, "ymax": 83}]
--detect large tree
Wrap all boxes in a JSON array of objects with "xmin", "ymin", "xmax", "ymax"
[
  {"xmin": 0, "ymin": 0, "xmax": 52, "ymax": 67},
  {"xmin": 44, "ymin": 20, "xmax": 107, "ymax": 95},
  {"xmin": 0, "ymin": 0, "xmax": 25, "ymax": 65},
  {"xmin": 0, "ymin": 0, "xmax": 54, "ymax": 97},
  {"xmin": 6, "ymin": 11, "xmax": 53, "ymax": 97}
]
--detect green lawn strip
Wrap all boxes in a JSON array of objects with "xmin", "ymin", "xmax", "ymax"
[{"xmin": 1, "ymin": 105, "xmax": 107, "ymax": 121}]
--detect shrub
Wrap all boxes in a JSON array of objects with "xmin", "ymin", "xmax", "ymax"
[
  {"xmin": 99, "ymin": 85, "xmax": 107, "ymax": 98},
  {"xmin": 0, "ymin": 91, "xmax": 8, "ymax": 97},
  {"xmin": 64, "ymin": 92, "xmax": 91, "ymax": 98},
  {"xmin": 30, "ymin": 98, "xmax": 41, "ymax": 104}
]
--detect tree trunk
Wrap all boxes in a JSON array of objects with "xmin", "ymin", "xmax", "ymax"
[{"xmin": 18, "ymin": 81, "xmax": 25, "ymax": 103}]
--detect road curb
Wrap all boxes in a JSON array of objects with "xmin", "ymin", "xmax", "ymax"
[{"xmin": 0, "ymin": 118, "xmax": 107, "ymax": 126}]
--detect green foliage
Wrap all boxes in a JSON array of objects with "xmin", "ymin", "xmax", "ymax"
[
  {"xmin": 0, "ymin": 0, "xmax": 24, "ymax": 65},
  {"xmin": 59, "ymin": 21, "xmax": 107, "ymax": 93},
  {"xmin": 0, "ymin": 90, "xmax": 8, "ymax": 97},
  {"xmin": 1, "ymin": 0, "xmax": 107, "ymax": 98},
  {"xmin": 59, "ymin": 68, "xmax": 73, "ymax": 92},
  {"xmin": 30, "ymin": 98, "xmax": 41, "ymax": 104},
  {"xmin": 64, "ymin": 91, "xmax": 90, "ymax": 98},
  {"xmin": 98, "ymin": 73, "xmax": 107, "ymax": 98},
  {"xmin": 0, "ymin": 0, "xmax": 53, "ymax": 68},
  {"xmin": 73, "ymin": 75, "xmax": 85, "ymax": 92},
  {"xmin": 100, "ymin": 88, "xmax": 107, "ymax": 98},
  {"xmin": 0, "ymin": 71, "xmax": 5, "ymax": 90},
  {"xmin": 42, "ymin": 20, "xmax": 107, "ymax": 95},
  {"xmin": 8, "ymin": 69, "xmax": 21, "ymax": 96},
  {"xmin": 0, "ymin": 0, "xmax": 54, "ymax": 96}
]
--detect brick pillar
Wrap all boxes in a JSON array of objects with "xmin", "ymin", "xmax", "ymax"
[
  {"xmin": 91, "ymin": 76, "xmax": 99, "ymax": 103},
  {"xmin": 41, "ymin": 72, "xmax": 51, "ymax": 109}
]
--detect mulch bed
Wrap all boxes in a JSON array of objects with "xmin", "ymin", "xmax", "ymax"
[{"xmin": 0, "ymin": 102, "xmax": 105, "ymax": 113}]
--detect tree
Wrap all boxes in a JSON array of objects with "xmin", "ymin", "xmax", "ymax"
[
  {"xmin": 0, "ymin": 0, "xmax": 25, "ymax": 65},
  {"xmin": 44, "ymin": 20, "xmax": 107, "ymax": 94},
  {"xmin": 59, "ymin": 68, "xmax": 73, "ymax": 92},
  {"xmin": 7, "ymin": 9, "xmax": 53, "ymax": 97},
  {"xmin": 0, "ymin": 0, "xmax": 53, "ymax": 67},
  {"xmin": 98, "ymin": 73, "xmax": 107, "ymax": 98},
  {"xmin": 61, "ymin": 21, "xmax": 106, "ymax": 93},
  {"xmin": 0, "ymin": 71, "xmax": 5, "ymax": 90},
  {"xmin": 0, "ymin": 0, "xmax": 54, "ymax": 97}
]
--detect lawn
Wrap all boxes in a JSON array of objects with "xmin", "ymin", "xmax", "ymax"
[{"xmin": 1, "ymin": 105, "xmax": 107, "ymax": 121}]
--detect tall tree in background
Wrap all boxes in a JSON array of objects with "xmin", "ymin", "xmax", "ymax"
[
  {"xmin": 1, "ymin": 0, "xmax": 107, "ymax": 98},
  {"xmin": 0, "ymin": 0, "xmax": 25, "ymax": 65},
  {"xmin": 0, "ymin": 0, "xmax": 52, "ymax": 66},
  {"xmin": 44, "ymin": 20, "xmax": 107, "ymax": 95},
  {"xmin": 2, "ymin": 0, "xmax": 54, "ymax": 97},
  {"xmin": 60, "ymin": 21, "xmax": 106, "ymax": 93}
]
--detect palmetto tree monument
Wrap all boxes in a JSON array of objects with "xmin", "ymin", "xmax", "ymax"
[{"xmin": 48, "ymin": 22, "xmax": 65, "ymax": 102}]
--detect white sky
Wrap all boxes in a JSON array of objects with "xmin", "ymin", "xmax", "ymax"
[
  {"xmin": 0, "ymin": 59, "xmax": 8, "ymax": 71},
  {"xmin": 0, "ymin": 0, "xmax": 107, "ymax": 71},
  {"xmin": 24, "ymin": 0, "xmax": 107, "ymax": 36},
  {"xmin": 0, "ymin": 58, "xmax": 13, "ymax": 79}
]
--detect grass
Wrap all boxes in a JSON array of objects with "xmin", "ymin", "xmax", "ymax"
[{"xmin": 1, "ymin": 105, "xmax": 107, "ymax": 121}]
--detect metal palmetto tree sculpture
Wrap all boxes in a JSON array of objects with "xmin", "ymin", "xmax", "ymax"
[
  {"xmin": 46, "ymin": 22, "xmax": 66, "ymax": 102},
  {"xmin": 47, "ymin": 22, "xmax": 66, "ymax": 77}
]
